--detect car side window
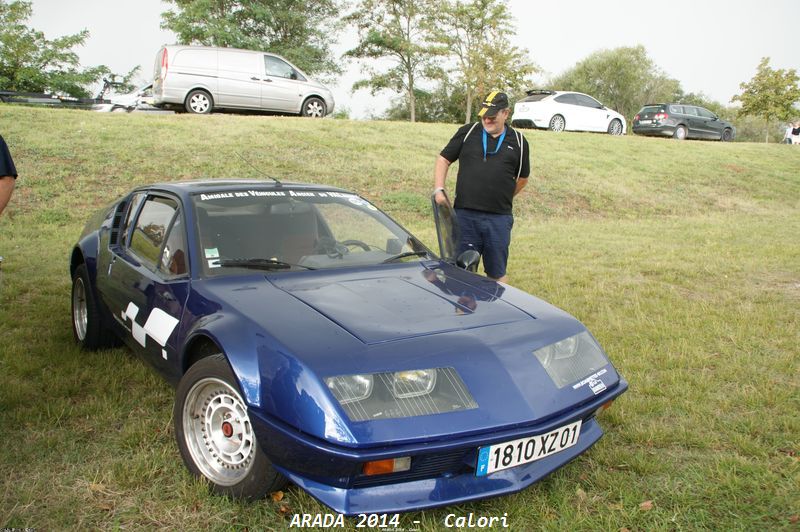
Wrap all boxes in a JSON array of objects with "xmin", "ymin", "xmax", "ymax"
[
  {"xmin": 129, "ymin": 196, "xmax": 180, "ymax": 272},
  {"xmin": 683, "ymin": 106, "xmax": 698, "ymax": 117},
  {"xmin": 575, "ymin": 94, "xmax": 602, "ymax": 108},
  {"xmin": 696, "ymin": 107, "xmax": 715, "ymax": 119},
  {"xmin": 554, "ymin": 94, "xmax": 578, "ymax": 105},
  {"xmin": 669, "ymin": 105, "xmax": 683, "ymax": 114},
  {"xmin": 264, "ymin": 56, "xmax": 297, "ymax": 80},
  {"xmin": 120, "ymin": 192, "xmax": 146, "ymax": 246},
  {"xmin": 159, "ymin": 210, "xmax": 189, "ymax": 277}
]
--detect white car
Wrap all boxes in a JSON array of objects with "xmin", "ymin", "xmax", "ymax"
[
  {"xmin": 511, "ymin": 90, "xmax": 626, "ymax": 135},
  {"xmin": 93, "ymin": 84, "xmax": 165, "ymax": 113}
]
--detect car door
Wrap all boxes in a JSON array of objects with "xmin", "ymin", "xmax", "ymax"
[
  {"xmin": 261, "ymin": 55, "xmax": 303, "ymax": 113},
  {"xmin": 574, "ymin": 94, "xmax": 610, "ymax": 132},
  {"xmin": 105, "ymin": 194, "xmax": 190, "ymax": 379},
  {"xmin": 696, "ymin": 107, "xmax": 722, "ymax": 139},
  {"xmin": 216, "ymin": 50, "xmax": 262, "ymax": 109},
  {"xmin": 553, "ymin": 93, "xmax": 583, "ymax": 130},
  {"xmin": 682, "ymin": 106, "xmax": 703, "ymax": 138}
]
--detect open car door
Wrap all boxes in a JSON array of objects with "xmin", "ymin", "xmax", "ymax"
[{"xmin": 431, "ymin": 190, "xmax": 460, "ymax": 263}]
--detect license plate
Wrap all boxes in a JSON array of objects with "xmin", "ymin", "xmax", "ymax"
[
  {"xmin": 476, "ymin": 420, "xmax": 582, "ymax": 476},
  {"xmin": 639, "ymin": 119, "xmax": 652, "ymax": 124}
]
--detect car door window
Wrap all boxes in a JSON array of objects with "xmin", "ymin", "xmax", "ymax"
[
  {"xmin": 554, "ymin": 94, "xmax": 578, "ymax": 105},
  {"xmin": 264, "ymin": 56, "xmax": 297, "ymax": 79},
  {"xmin": 575, "ymin": 94, "xmax": 602, "ymax": 108},
  {"xmin": 669, "ymin": 105, "xmax": 684, "ymax": 114},
  {"xmin": 683, "ymin": 107, "xmax": 698, "ymax": 116},
  {"xmin": 120, "ymin": 192, "xmax": 146, "ymax": 246},
  {"xmin": 159, "ymin": 210, "xmax": 189, "ymax": 277},
  {"xmin": 696, "ymin": 107, "xmax": 715, "ymax": 119},
  {"xmin": 129, "ymin": 196, "xmax": 180, "ymax": 272}
]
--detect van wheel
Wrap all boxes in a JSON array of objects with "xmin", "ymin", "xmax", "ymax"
[
  {"xmin": 185, "ymin": 90, "xmax": 213, "ymax": 114},
  {"xmin": 673, "ymin": 125, "xmax": 687, "ymax": 140},
  {"xmin": 302, "ymin": 97, "xmax": 326, "ymax": 118}
]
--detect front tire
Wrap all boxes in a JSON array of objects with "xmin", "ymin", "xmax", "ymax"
[
  {"xmin": 673, "ymin": 125, "xmax": 687, "ymax": 140},
  {"xmin": 608, "ymin": 119, "xmax": 623, "ymax": 136},
  {"xmin": 721, "ymin": 128, "xmax": 733, "ymax": 142},
  {"xmin": 548, "ymin": 114, "xmax": 566, "ymax": 132},
  {"xmin": 174, "ymin": 354, "xmax": 287, "ymax": 500},
  {"xmin": 185, "ymin": 89, "xmax": 213, "ymax": 114},
  {"xmin": 302, "ymin": 97, "xmax": 326, "ymax": 118},
  {"xmin": 71, "ymin": 264, "xmax": 116, "ymax": 350}
]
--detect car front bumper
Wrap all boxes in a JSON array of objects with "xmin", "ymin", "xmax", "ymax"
[{"xmin": 249, "ymin": 378, "xmax": 628, "ymax": 515}]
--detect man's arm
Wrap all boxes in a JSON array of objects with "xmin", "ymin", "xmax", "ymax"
[
  {"xmin": 513, "ymin": 177, "xmax": 528, "ymax": 197},
  {"xmin": 0, "ymin": 176, "xmax": 15, "ymax": 217},
  {"xmin": 433, "ymin": 155, "xmax": 452, "ymax": 205}
]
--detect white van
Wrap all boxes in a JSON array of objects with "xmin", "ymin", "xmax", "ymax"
[{"xmin": 152, "ymin": 45, "xmax": 335, "ymax": 117}]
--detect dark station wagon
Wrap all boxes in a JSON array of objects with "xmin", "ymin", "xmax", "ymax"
[{"xmin": 632, "ymin": 103, "xmax": 735, "ymax": 141}]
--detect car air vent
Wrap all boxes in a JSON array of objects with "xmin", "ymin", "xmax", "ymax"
[{"xmin": 109, "ymin": 201, "xmax": 127, "ymax": 244}]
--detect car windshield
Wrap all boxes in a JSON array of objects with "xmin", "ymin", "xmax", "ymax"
[{"xmin": 192, "ymin": 188, "xmax": 431, "ymax": 274}]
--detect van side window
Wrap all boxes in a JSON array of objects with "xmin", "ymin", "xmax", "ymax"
[{"xmin": 264, "ymin": 56, "xmax": 297, "ymax": 79}]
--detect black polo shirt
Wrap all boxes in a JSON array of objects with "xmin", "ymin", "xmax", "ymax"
[
  {"xmin": 0, "ymin": 136, "xmax": 17, "ymax": 178},
  {"xmin": 440, "ymin": 123, "xmax": 530, "ymax": 215}
]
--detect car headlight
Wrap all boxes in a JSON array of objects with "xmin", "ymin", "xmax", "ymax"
[
  {"xmin": 533, "ymin": 331, "xmax": 610, "ymax": 388},
  {"xmin": 326, "ymin": 367, "xmax": 476, "ymax": 422},
  {"xmin": 325, "ymin": 374, "xmax": 373, "ymax": 404}
]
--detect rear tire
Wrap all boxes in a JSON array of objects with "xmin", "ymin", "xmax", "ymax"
[
  {"xmin": 174, "ymin": 354, "xmax": 287, "ymax": 500},
  {"xmin": 548, "ymin": 114, "xmax": 566, "ymax": 132},
  {"xmin": 673, "ymin": 125, "xmax": 687, "ymax": 140},
  {"xmin": 71, "ymin": 264, "xmax": 116, "ymax": 350},
  {"xmin": 185, "ymin": 90, "xmax": 213, "ymax": 114}
]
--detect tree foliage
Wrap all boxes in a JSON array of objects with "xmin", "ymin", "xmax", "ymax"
[
  {"xmin": 0, "ymin": 0, "xmax": 135, "ymax": 97},
  {"xmin": 161, "ymin": 0, "xmax": 342, "ymax": 77},
  {"xmin": 550, "ymin": 45, "xmax": 681, "ymax": 122},
  {"xmin": 732, "ymin": 57, "xmax": 800, "ymax": 142},
  {"xmin": 383, "ymin": 81, "xmax": 466, "ymax": 123},
  {"xmin": 429, "ymin": 0, "xmax": 536, "ymax": 123},
  {"xmin": 344, "ymin": 0, "xmax": 444, "ymax": 122}
]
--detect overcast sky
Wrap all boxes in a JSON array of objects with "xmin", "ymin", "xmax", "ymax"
[{"xmin": 26, "ymin": 0, "xmax": 800, "ymax": 118}]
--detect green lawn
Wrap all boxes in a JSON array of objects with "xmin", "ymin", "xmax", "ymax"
[{"xmin": 1, "ymin": 106, "xmax": 798, "ymax": 530}]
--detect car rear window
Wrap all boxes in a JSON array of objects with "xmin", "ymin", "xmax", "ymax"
[
  {"xmin": 640, "ymin": 105, "xmax": 664, "ymax": 114},
  {"xmin": 520, "ymin": 93, "xmax": 552, "ymax": 102}
]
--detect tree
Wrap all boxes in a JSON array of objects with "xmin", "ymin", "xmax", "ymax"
[
  {"xmin": 161, "ymin": 0, "xmax": 342, "ymax": 77},
  {"xmin": 344, "ymin": 0, "xmax": 444, "ymax": 122},
  {"xmin": 430, "ymin": 0, "xmax": 536, "ymax": 123},
  {"xmin": 550, "ymin": 45, "xmax": 682, "ymax": 122},
  {"xmin": 383, "ymin": 81, "xmax": 466, "ymax": 123},
  {"xmin": 732, "ymin": 57, "xmax": 800, "ymax": 143},
  {"xmin": 0, "ymin": 0, "xmax": 135, "ymax": 97}
]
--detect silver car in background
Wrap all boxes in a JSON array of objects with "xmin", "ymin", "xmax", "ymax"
[{"xmin": 152, "ymin": 45, "xmax": 335, "ymax": 117}]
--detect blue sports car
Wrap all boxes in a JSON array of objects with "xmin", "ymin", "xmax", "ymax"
[{"xmin": 70, "ymin": 179, "xmax": 627, "ymax": 515}]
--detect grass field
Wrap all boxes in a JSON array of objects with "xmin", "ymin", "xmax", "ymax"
[{"xmin": 1, "ymin": 106, "xmax": 798, "ymax": 530}]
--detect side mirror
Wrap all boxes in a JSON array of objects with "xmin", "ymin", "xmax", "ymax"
[{"xmin": 456, "ymin": 249, "xmax": 480, "ymax": 272}]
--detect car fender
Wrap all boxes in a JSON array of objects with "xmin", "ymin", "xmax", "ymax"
[{"xmin": 181, "ymin": 312, "xmax": 357, "ymax": 445}]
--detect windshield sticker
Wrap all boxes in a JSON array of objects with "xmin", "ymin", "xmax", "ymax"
[
  {"xmin": 204, "ymin": 248, "xmax": 219, "ymax": 259},
  {"xmin": 572, "ymin": 368, "xmax": 608, "ymax": 394},
  {"xmin": 208, "ymin": 258, "xmax": 221, "ymax": 268},
  {"xmin": 197, "ymin": 190, "xmax": 363, "ymax": 201}
]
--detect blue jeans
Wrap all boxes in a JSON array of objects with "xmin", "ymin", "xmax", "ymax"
[{"xmin": 456, "ymin": 208, "xmax": 514, "ymax": 278}]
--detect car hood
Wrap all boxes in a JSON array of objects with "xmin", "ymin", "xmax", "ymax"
[{"xmin": 199, "ymin": 263, "xmax": 623, "ymax": 446}]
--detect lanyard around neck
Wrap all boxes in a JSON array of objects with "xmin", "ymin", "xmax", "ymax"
[{"xmin": 482, "ymin": 127, "xmax": 507, "ymax": 161}]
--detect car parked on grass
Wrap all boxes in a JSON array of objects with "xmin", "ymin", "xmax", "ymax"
[
  {"xmin": 632, "ymin": 103, "xmax": 735, "ymax": 141},
  {"xmin": 70, "ymin": 179, "xmax": 627, "ymax": 514},
  {"xmin": 92, "ymin": 83, "xmax": 165, "ymax": 113},
  {"xmin": 152, "ymin": 45, "xmax": 334, "ymax": 117},
  {"xmin": 511, "ymin": 90, "xmax": 626, "ymax": 135}
]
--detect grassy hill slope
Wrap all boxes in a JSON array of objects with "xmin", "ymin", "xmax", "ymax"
[{"xmin": 1, "ymin": 106, "xmax": 798, "ymax": 530}]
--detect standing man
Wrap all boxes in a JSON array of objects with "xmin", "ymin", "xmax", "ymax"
[
  {"xmin": 433, "ymin": 91, "xmax": 530, "ymax": 283},
  {"xmin": 0, "ymin": 135, "xmax": 17, "ymax": 217}
]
